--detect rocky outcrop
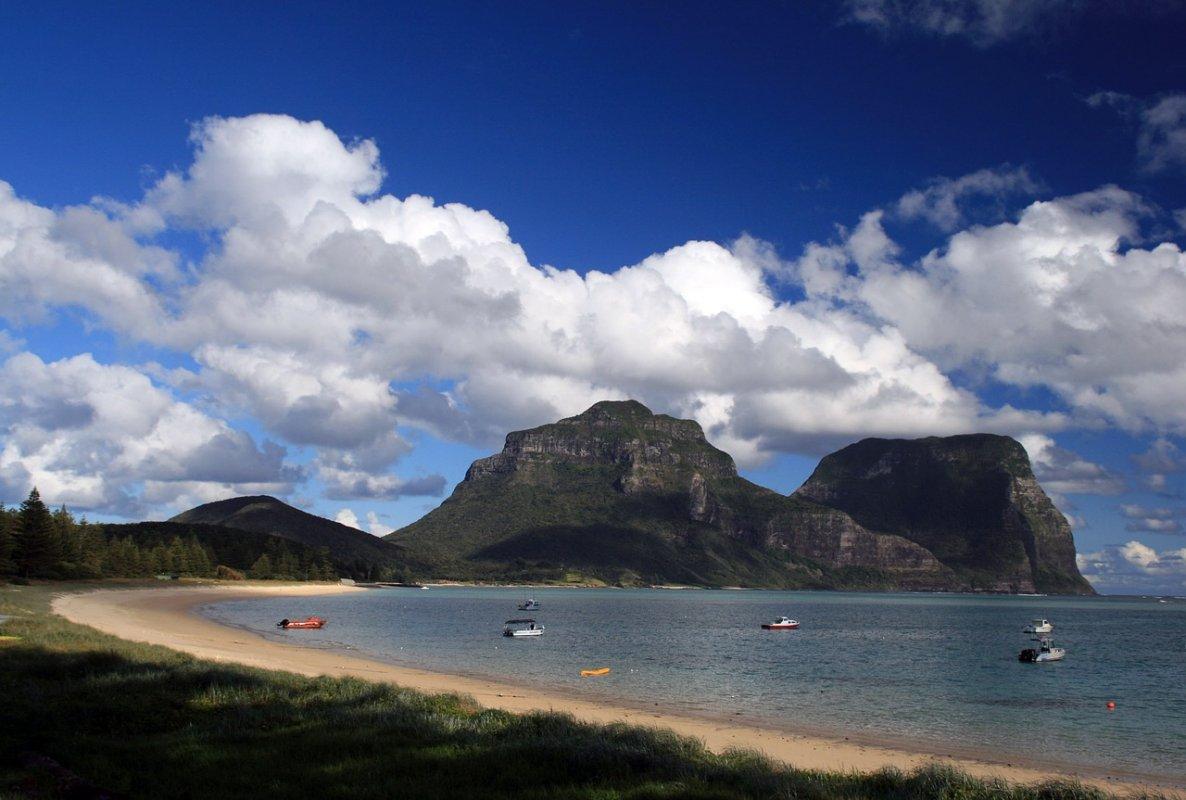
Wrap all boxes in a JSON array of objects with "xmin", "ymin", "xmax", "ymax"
[
  {"xmin": 794, "ymin": 434, "xmax": 1094, "ymax": 594},
  {"xmin": 765, "ymin": 504, "xmax": 956, "ymax": 590},
  {"xmin": 390, "ymin": 402, "xmax": 1091, "ymax": 592},
  {"xmin": 465, "ymin": 400, "xmax": 736, "ymax": 486}
]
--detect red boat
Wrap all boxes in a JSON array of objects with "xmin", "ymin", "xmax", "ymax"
[
  {"xmin": 761, "ymin": 616, "xmax": 800, "ymax": 630},
  {"xmin": 277, "ymin": 616, "xmax": 326, "ymax": 629}
]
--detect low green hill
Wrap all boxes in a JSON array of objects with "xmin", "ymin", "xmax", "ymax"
[
  {"xmin": 99, "ymin": 521, "xmax": 338, "ymax": 579},
  {"xmin": 169, "ymin": 496, "xmax": 421, "ymax": 580}
]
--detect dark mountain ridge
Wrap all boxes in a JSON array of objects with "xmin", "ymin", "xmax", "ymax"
[
  {"xmin": 169, "ymin": 495, "xmax": 418, "ymax": 580},
  {"xmin": 793, "ymin": 434, "xmax": 1092, "ymax": 594},
  {"xmin": 388, "ymin": 400, "xmax": 1090, "ymax": 592}
]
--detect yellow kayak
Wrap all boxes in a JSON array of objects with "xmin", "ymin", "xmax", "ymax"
[{"xmin": 580, "ymin": 667, "xmax": 611, "ymax": 677}]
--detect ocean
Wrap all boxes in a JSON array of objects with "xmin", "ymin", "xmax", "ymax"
[{"xmin": 202, "ymin": 587, "xmax": 1186, "ymax": 783}]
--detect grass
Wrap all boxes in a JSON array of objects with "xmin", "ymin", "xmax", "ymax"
[{"xmin": 0, "ymin": 583, "xmax": 1161, "ymax": 800}]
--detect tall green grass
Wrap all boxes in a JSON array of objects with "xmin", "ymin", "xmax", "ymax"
[{"xmin": 0, "ymin": 584, "xmax": 1164, "ymax": 799}]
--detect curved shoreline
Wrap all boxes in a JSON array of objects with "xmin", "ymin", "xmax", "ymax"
[{"xmin": 52, "ymin": 584, "xmax": 1183, "ymax": 796}]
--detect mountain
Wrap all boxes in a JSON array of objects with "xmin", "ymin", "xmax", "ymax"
[
  {"xmin": 386, "ymin": 400, "xmax": 1056, "ymax": 591},
  {"xmin": 169, "ymin": 495, "xmax": 417, "ymax": 580},
  {"xmin": 793, "ymin": 435, "xmax": 1094, "ymax": 594}
]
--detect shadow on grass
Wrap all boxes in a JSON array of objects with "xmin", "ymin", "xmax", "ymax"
[{"xmin": 0, "ymin": 603, "xmax": 1160, "ymax": 800}]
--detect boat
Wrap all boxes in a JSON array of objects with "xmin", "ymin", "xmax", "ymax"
[
  {"xmin": 580, "ymin": 667, "xmax": 611, "ymax": 677},
  {"xmin": 503, "ymin": 618, "xmax": 544, "ymax": 637},
  {"xmin": 1023, "ymin": 618, "xmax": 1053, "ymax": 634},
  {"xmin": 761, "ymin": 616, "xmax": 800, "ymax": 630},
  {"xmin": 277, "ymin": 616, "xmax": 326, "ymax": 630},
  {"xmin": 1019, "ymin": 636, "xmax": 1065, "ymax": 663},
  {"xmin": 518, "ymin": 598, "xmax": 540, "ymax": 611}
]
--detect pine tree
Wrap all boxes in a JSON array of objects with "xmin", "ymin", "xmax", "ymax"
[
  {"xmin": 146, "ymin": 545, "xmax": 168, "ymax": 575},
  {"xmin": 16, "ymin": 488, "xmax": 61, "ymax": 577},
  {"xmin": 0, "ymin": 504, "xmax": 15, "ymax": 576},
  {"xmin": 186, "ymin": 538, "xmax": 213, "ymax": 577},
  {"xmin": 122, "ymin": 539, "xmax": 145, "ymax": 576},
  {"xmin": 77, "ymin": 519, "xmax": 105, "ymax": 575},
  {"xmin": 102, "ymin": 534, "xmax": 126, "ymax": 576},
  {"xmin": 167, "ymin": 537, "xmax": 190, "ymax": 574},
  {"xmin": 277, "ymin": 547, "xmax": 299, "ymax": 580},
  {"xmin": 317, "ymin": 557, "xmax": 337, "ymax": 581},
  {"xmin": 250, "ymin": 553, "xmax": 274, "ymax": 579},
  {"xmin": 52, "ymin": 505, "xmax": 78, "ymax": 563}
]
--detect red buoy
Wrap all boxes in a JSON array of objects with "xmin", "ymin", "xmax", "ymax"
[{"xmin": 1106, "ymin": 701, "xmax": 1116, "ymax": 710}]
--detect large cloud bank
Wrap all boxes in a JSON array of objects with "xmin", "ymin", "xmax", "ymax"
[{"xmin": 1, "ymin": 114, "xmax": 1184, "ymax": 526}]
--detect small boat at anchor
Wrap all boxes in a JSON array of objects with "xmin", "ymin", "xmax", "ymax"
[
  {"xmin": 761, "ymin": 616, "xmax": 800, "ymax": 630},
  {"xmin": 518, "ymin": 598, "xmax": 540, "ymax": 611},
  {"xmin": 277, "ymin": 616, "xmax": 326, "ymax": 630},
  {"xmin": 1024, "ymin": 618, "xmax": 1054, "ymax": 634},
  {"xmin": 1019, "ymin": 636, "xmax": 1065, "ymax": 663},
  {"xmin": 503, "ymin": 618, "xmax": 544, "ymax": 637}
]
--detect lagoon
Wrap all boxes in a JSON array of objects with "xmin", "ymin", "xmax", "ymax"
[{"xmin": 204, "ymin": 587, "xmax": 1186, "ymax": 784}]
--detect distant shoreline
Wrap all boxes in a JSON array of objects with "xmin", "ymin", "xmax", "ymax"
[{"xmin": 52, "ymin": 583, "xmax": 1184, "ymax": 796}]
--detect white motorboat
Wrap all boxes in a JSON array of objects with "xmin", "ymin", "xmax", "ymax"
[
  {"xmin": 1019, "ymin": 637, "xmax": 1065, "ymax": 663},
  {"xmin": 1023, "ymin": 618, "xmax": 1053, "ymax": 634},
  {"xmin": 518, "ymin": 598, "xmax": 540, "ymax": 611},
  {"xmin": 761, "ymin": 616, "xmax": 800, "ymax": 630},
  {"xmin": 503, "ymin": 618, "xmax": 544, "ymax": 637}
]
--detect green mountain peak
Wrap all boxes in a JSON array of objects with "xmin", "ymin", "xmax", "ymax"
[{"xmin": 388, "ymin": 400, "xmax": 1091, "ymax": 593}]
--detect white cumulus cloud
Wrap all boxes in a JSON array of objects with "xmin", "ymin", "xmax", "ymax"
[
  {"xmin": 3, "ymin": 114, "xmax": 1186, "ymax": 518},
  {"xmin": 1077, "ymin": 540, "xmax": 1186, "ymax": 593},
  {"xmin": 0, "ymin": 352, "xmax": 296, "ymax": 514}
]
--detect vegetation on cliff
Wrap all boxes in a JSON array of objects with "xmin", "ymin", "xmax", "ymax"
[
  {"xmin": 794, "ymin": 435, "xmax": 1094, "ymax": 595},
  {"xmin": 390, "ymin": 401, "xmax": 1088, "ymax": 592}
]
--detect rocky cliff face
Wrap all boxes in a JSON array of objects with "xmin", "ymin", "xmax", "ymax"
[
  {"xmin": 464, "ymin": 400, "xmax": 737, "ymax": 488},
  {"xmin": 793, "ymin": 434, "xmax": 1094, "ymax": 594},
  {"xmin": 389, "ymin": 402, "xmax": 1082, "ymax": 591}
]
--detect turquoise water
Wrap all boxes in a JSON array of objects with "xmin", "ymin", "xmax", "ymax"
[{"xmin": 203, "ymin": 588, "xmax": 1186, "ymax": 782}]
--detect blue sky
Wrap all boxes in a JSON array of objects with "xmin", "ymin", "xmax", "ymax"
[{"xmin": 2, "ymin": 1, "xmax": 1185, "ymax": 593}]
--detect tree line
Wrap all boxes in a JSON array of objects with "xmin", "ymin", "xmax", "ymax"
[{"xmin": 0, "ymin": 488, "xmax": 338, "ymax": 582}]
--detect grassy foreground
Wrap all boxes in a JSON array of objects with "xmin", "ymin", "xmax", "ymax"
[{"xmin": 0, "ymin": 584, "xmax": 1158, "ymax": 800}]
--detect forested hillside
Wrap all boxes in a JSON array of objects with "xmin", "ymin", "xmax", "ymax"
[{"xmin": 0, "ymin": 488, "xmax": 337, "ymax": 581}]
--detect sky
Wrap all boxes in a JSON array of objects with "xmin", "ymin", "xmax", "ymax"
[{"xmin": 2, "ymin": 0, "xmax": 1186, "ymax": 593}]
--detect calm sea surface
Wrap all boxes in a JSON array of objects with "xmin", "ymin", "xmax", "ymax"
[{"xmin": 203, "ymin": 588, "xmax": 1186, "ymax": 782}]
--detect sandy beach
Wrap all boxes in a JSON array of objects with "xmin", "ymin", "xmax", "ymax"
[{"xmin": 52, "ymin": 584, "xmax": 1182, "ymax": 797}]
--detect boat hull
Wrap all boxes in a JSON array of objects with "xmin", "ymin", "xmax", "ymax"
[
  {"xmin": 504, "ymin": 629, "xmax": 544, "ymax": 637},
  {"xmin": 1035, "ymin": 650, "xmax": 1065, "ymax": 662},
  {"xmin": 761, "ymin": 623, "xmax": 800, "ymax": 630},
  {"xmin": 1019, "ymin": 647, "xmax": 1065, "ymax": 662}
]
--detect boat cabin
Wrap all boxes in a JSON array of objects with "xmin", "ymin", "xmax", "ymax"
[{"xmin": 503, "ymin": 618, "xmax": 544, "ymax": 637}]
